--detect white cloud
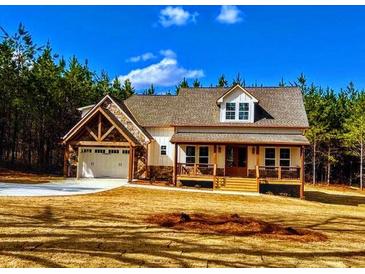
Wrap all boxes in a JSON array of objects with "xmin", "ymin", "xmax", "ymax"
[
  {"xmin": 126, "ymin": 52, "xmax": 156, "ymax": 63},
  {"xmin": 118, "ymin": 49, "xmax": 204, "ymax": 89},
  {"xmin": 159, "ymin": 49, "xmax": 176, "ymax": 58},
  {"xmin": 216, "ymin": 5, "xmax": 243, "ymax": 24},
  {"xmin": 159, "ymin": 6, "xmax": 198, "ymax": 27}
]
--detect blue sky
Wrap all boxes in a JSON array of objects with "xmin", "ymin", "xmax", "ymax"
[{"xmin": 1, "ymin": 5, "xmax": 365, "ymax": 92}]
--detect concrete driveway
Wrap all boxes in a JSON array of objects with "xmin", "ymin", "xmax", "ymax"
[{"xmin": 0, "ymin": 178, "xmax": 127, "ymax": 196}]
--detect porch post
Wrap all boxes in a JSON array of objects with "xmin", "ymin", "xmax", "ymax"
[
  {"xmin": 255, "ymin": 145, "xmax": 260, "ymax": 167},
  {"xmin": 213, "ymin": 144, "xmax": 217, "ymax": 189},
  {"xmin": 173, "ymin": 143, "xmax": 178, "ymax": 186},
  {"xmin": 300, "ymin": 145, "xmax": 305, "ymax": 198},
  {"xmin": 256, "ymin": 145, "xmax": 260, "ymax": 191}
]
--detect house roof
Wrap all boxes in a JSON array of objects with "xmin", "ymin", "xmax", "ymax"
[
  {"xmin": 124, "ymin": 86, "xmax": 309, "ymax": 128},
  {"xmin": 170, "ymin": 132, "xmax": 310, "ymax": 145}
]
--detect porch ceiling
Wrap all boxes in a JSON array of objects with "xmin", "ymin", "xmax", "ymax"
[{"xmin": 170, "ymin": 132, "xmax": 310, "ymax": 145}]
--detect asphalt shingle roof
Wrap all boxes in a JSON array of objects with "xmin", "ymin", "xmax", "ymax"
[
  {"xmin": 124, "ymin": 86, "xmax": 309, "ymax": 128},
  {"xmin": 170, "ymin": 132, "xmax": 310, "ymax": 145}
]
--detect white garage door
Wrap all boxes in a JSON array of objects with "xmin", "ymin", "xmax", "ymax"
[{"xmin": 78, "ymin": 147, "xmax": 129, "ymax": 178}]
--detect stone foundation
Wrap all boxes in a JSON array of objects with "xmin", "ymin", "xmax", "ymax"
[{"xmin": 148, "ymin": 166, "xmax": 173, "ymax": 182}]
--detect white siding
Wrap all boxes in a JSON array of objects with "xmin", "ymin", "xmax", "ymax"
[
  {"xmin": 146, "ymin": 127, "xmax": 175, "ymax": 166},
  {"xmin": 220, "ymin": 87, "xmax": 256, "ymax": 123}
]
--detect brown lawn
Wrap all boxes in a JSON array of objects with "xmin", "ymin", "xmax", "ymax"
[
  {"xmin": 0, "ymin": 168, "xmax": 63, "ymax": 184},
  {"xmin": 0, "ymin": 182, "xmax": 365, "ymax": 267}
]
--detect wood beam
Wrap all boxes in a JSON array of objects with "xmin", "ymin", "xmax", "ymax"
[
  {"xmin": 85, "ymin": 126, "xmax": 98, "ymax": 141},
  {"xmin": 98, "ymin": 107, "xmax": 136, "ymax": 146},
  {"xmin": 100, "ymin": 125, "xmax": 116, "ymax": 141},
  {"xmin": 69, "ymin": 140, "xmax": 130, "ymax": 147},
  {"xmin": 98, "ymin": 113, "xmax": 102, "ymax": 141}
]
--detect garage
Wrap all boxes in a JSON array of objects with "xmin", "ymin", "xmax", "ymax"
[{"xmin": 78, "ymin": 147, "xmax": 130, "ymax": 178}]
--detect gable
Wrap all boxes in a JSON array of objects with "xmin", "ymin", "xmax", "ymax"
[
  {"xmin": 216, "ymin": 85, "xmax": 258, "ymax": 104},
  {"xmin": 63, "ymin": 95, "xmax": 151, "ymax": 146}
]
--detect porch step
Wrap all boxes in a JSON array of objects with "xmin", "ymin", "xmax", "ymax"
[
  {"xmin": 219, "ymin": 187, "xmax": 258, "ymax": 192},
  {"xmin": 217, "ymin": 177, "xmax": 259, "ymax": 192}
]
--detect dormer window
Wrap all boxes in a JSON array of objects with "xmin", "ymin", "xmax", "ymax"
[
  {"xmin": 239, "ymin": 103, "xmax": 249, "ymax": 120},
  {"xmin": 225, "ymin": 103, "xmax": 236, "ymax": 120},
  {"xmin": 218, "ymin": 85, "xmax": 258, "ymax": 123}
]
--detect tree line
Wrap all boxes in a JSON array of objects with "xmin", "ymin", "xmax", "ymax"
[{"xmin": 0, "ymin": 25, "xmax": 364, "ymax": 189}]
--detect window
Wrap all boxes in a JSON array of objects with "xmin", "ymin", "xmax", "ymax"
[
  {"xmin": 81, "ymin": 148, "xmax": 92, "ymax": 153},
  {"xmin": 225, "ymin": 102, "xmax": 236, "ymax": 120},
  {"xmin": 160, "ymin": 145, "xmax": 167, "ymax": 156},
  {"xmin": 122, "ymin": 149, "xmax": 129, "ymax": 154},
  {"xmin": 199, "ymin": 146, "xmax": 209, "ymax": 164},
  {"xmin": 95, "ymin": 149, "xmax": 106, "ymax": 154},
  {"xmin": 280, "ymin": 148, "xmax": 290, "ymax": 167},
  {"xmin": 265, "ymin": 148, "xmax": 276, "ymax": 166},
  {"xmin": 239, "ymin": 103, "xmax": 249, "ymax": 120},
  {"xmin": 108, "ymin": 149, "xmax": 119, "ymax": 154},
  {"xmin": 186, "ymin": 146, "xmax": 196, "ymax": 164}
]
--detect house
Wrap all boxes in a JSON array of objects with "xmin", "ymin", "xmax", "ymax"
[{"xmin": 62, "ymin": 84, "xmax": 309, "ymax": 198}]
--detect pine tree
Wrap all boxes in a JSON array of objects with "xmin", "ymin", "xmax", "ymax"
[
  {"xmin": 343, "ymin": 93, "xmax": 365, "ymax": 190},
  {"xmin": 217, "ymin": 74, "xmax": 228, "ymax": 87},
  {"xmin": 193, "ymin": 79, "xmax": 201, "ymax": 88},
  {"xmin": 232, "ymin": 73, "xmax": 245, "ymax": 87},
  {"xmin": 175, "ymin": 78, "xmax": 189, "ymax": 95},
  {"xmin": 121, "ymin": 79, "xmax": 135, "ymax": 99},
  {"xmin": 144, "ymin": 84, "xmax": 155, "ymax": 95}
]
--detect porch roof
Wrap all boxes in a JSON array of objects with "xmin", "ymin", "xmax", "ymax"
[{"xmin": 170, "ymin": 132, "xmax": 310, "ymax": 145}]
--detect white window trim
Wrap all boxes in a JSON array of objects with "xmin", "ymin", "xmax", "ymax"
[{"xmin": 222, "ymin": 101, "xmax": 254, "ymax": 123}]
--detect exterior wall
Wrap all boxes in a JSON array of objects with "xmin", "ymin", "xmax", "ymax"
[
  {"xmin": 259, "ymin": 146, "xmax": 301, "ymax": 167},
  {"xmin": 146, "ymin": 127, "xmax": 175, "ymax": 167},
  {"xmin": 177, "ymin": 144, "xmax": 225, "ymax": 169},
  {"xmin": 219, "ymin": 87, "xmax": 256, "ymax": 123}
]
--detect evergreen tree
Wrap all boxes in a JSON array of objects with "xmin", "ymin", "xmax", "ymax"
[
  {"xmin": 343, "ymin": 93, "xmax": 365, "ymax": 189},
  {"xmin": 175, "ymin": 78, "xmax": 189, "ymax": 95},
  {"xmin": 144, "ymin": 84, "xmax": 155, "ymax": 95},
  {"xmin": 121, "ymin": 79, "xmax": 135, "ymax": 99},
  {"xmin": 217, "ymin": 74, "xmax": 228, "ymax": 87},
  {"xmin": 193, "ymin": 78, "xmax": 201, "ymax": 88},
  {"xmin": 232, "ymin": 73, "xmax": 245, "ymax": 87}
]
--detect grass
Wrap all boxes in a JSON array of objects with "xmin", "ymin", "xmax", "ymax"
[
  {"xmin": 0, "ymin": 168, "xmax": 63, "ymax": 184},
  {"xmin": 0, "ymin": 182, "xmax": 365, "ymax": 267}
]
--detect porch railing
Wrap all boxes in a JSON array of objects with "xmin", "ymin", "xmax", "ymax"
[
  {"xmin": 256, "ymin": 166, "xmax": 300, "ymax": 180},
  {"xmin": 177, "ymin": 163, "xmax": 217, "ymax": 177}
]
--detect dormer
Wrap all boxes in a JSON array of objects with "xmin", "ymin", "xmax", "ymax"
[{"xmin": 217, "ymin": 85, "xmax": 258, "ymax": 123}]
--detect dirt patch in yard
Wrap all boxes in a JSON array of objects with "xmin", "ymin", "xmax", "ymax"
[
  {"xmin": 147, "ymin": 213, "xmax": 328, "ymax": 242},
  {"xmin": 0, "ymin": 167, "xmax": 63, "ymax": 184}
]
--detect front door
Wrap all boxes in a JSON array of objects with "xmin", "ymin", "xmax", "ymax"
[{"xmin": 225, "ymin": 145, "xmax": 247, "ymax": 177}]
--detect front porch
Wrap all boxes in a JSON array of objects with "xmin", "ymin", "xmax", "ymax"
[{"xmin": 173, "ymin": 144, "xmax": 305, "ymax": 198}]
